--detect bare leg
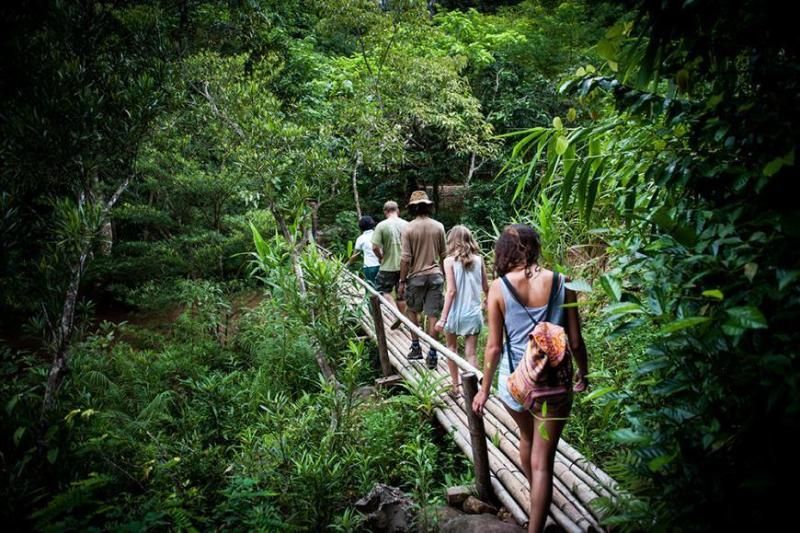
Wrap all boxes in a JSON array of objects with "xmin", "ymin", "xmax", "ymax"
[
  {"xmin": 529, "ymin": 413, "xmax": 567, "ymax": 533},
  {"xmin": 464, "ymin": 334, "xmax": 478, "ymax": 369},
  {"xmin": 384, "ymin": 291, "xmax": 415, "ymax": 340},
  {"xmin": 505, "ymin": 405, "xmax": 534, "ymax": 482},
  {"xmin": 445, "ymin": 332, "xmax": 459, "ymax": 392}
]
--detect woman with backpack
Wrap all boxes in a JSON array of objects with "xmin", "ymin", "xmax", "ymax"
[{"xmin": 471, "ymin": 224, "xmax": 589, "ymax": 533}]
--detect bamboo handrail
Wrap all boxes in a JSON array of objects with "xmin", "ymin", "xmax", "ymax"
[{"xmin": 342, "ymin": 265, "xmax": 482, "ymax": 376}]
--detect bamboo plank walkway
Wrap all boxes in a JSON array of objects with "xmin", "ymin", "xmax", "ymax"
[{"xmin": 338, "ymin": 270, "xmax": 618, "ymax": 531}]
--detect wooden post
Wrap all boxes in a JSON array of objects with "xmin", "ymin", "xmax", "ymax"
[
  {"xmin": 369, "ymin": 294, "xmax": 392, "ymax": 376},
  {"xmin": 461, "ymin": 371, "xmax": 493, "ymax": 503}
]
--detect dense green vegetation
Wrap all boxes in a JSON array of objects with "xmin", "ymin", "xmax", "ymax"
[{"xmin": 2, "ymin": 0, "xmax": 796, "ymax": 530}]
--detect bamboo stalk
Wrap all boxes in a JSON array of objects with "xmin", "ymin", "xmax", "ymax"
[
  {"xmin": 369, "ymin": 294, "xmax": 393, "ymax": 376},
  {"xmin": 461, "ymin": 372, "xmax": 493, "ymax": 503},
  {"xmin": 558, "ymin": 440, "xmax": 619, "ymax": 496}
]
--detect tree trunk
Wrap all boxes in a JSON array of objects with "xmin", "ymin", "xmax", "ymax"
[
  {"xmin": 41, "ymin": 177, "xmax": 131, "ymax": 416},
  {"xmin": 307, "ymin": 198, "xmax": 319, "ymax": 243},
  {"xmin": 352, "ymin": 151, "xmax": 362, "ymax": 220},
  {"xmin": 42, "ymin": 248, "xmax": 88, "ymax": 414},
  {"xmin": 98, "ymin": 219, "xmax": 113, "ymax": 256}
]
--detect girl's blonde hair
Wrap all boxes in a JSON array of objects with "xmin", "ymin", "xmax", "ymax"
[{"xmin": 446, "ymin": 225, "xmax": 480, "ymax": 270}]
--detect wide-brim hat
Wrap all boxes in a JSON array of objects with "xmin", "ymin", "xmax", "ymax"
[{"xmin": 407, "ymin": 190, "xmax": 434, "ymax": 206}]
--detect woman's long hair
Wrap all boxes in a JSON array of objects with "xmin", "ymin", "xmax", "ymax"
[
  {"xmin": 493, "ymin": 224, "xmax": 541, "ymax": 277},
  {"xmin": 446, "ymin": 225, "xmax": 480, "ymax": 270}
]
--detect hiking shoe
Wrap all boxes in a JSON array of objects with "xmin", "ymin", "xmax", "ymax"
[
  {"xmin": 407, "ymin": 344, "xmax": 423, "ymax": 360},
  {"xmin": 426, "ymin": 350, "xmax": 438, "ymax": 370}
]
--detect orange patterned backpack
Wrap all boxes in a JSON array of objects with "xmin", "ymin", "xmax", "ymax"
[{"xmin": 502, "ymin": 273, "xmax": 573, "ymax": 410}]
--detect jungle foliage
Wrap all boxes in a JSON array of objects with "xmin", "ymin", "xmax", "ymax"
[{"xmin": 1, "ymin": 0, "xmax": 795, "ymax": 530}]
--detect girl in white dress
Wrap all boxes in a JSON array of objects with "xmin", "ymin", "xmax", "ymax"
[{"xmin": 435, "ymin": 225, "xmax": 489, "ymax": 396}]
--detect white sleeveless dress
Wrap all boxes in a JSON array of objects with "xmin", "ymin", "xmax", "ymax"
[{"xmin": 444, "ymin": 256, "xmax": 483, "ymax": 336}]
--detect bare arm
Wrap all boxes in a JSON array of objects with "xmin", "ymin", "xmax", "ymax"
[
  {"xmin": 472, "ymin": 280, "xmax": 504, "ymax": 416},
  {"xmin": 564, "ymin": 283, "xmax": 589, "ymax": 391},
  {"xmin": 437, "ymin": 257, "xmax": 457, "ymax": 330},
  {"xmin": 439, "ymin": 228, "xmax": 447, "ymax": 276},
  {"xmin": 372, "ymin": 244, "xmax": 384, "ymax": 263},
  {"xmin": 481, "ymin": 258, "xmax": 489, "ymax": 295}
]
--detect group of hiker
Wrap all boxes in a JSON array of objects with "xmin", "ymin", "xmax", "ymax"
[{"xmin": 350, "ymin": 190, "xmax": 590, "ymax": 533}]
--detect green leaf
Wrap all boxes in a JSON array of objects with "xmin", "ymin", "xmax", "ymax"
[
  {"xmin": 584, "ymin": 159, "xmax": 606, "ymax": 222},
  {"xmin": 552, "ymin": 116, "xmax": 563, "ymax": 130},
  {"xmin": 763, "ymin": 158, "xmax": 784, "ymax": 177},
  {"xmin": 648, "ymin": 454, "xmax": 675, "ymax": 472},
  {"xmin": 541, "ymin": 400, "xmax": 547, "ymax": 418},
  {"xmin": 599, "ymin": 274, "xmax": 622, "ymax": 302},
  {"xmin": 13, "ymin": 427, "xmax": 25, "ymax": 447},
  {"xmin": 555, "ymin": 135, "xmax": 569, "ymax": 156},
  {"xmin": 724, "ymin": 306, "xmax": 768, "ymax": 330},
  {"xmin": 658, "ymin": 316, "xmax": 711, "ymax": 335},
  {"xmin": 575, "ymin": 159, "xmax": 593, "ymax": 213},
  {"xmin": 777, "ymin": 269, "xmax": 800, "ymax": 291},
  {"xmin": 701, "ymin": 289, "xmax": 724, "ymax": 300},
  {"xmin": 567, "ymin": 108, "xmax": 577, "ymax": 122},
  {"xmin": 597, "ymin": 39, "xmax": 617, "ymax": 61},
  {"xmin": 565, "ymin": 279, "xmax": 592, "ymax": 292},
  {"xmin": 581, "ymin": 386, "xmax": 616, "ymax": 404},
  {"xmin": 744, "ymin": 262, "xmax": 758, "ymax": 282},
  {"xmin": 611, "ymin": 428, "xmax": 650, "ymax": 444},
  {"xmin": 47, "ymin": 448, "xmax": 59, "ymax": 464},
  {"xmin": 561, "ymin": 152, "xmax": 579, "ymax": 210},
  {"xmin": 604, "ymin": 302, "xmax": 644, "ymax": 317}
]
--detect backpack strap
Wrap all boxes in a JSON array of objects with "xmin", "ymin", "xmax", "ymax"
[{"xmin": 544, "ymin": 271, "xmax": 561, "ymax": 323}]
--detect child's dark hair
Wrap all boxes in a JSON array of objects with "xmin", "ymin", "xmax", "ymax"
[
  {"xmin": 358, "ymin": 215, "xmax": 376, "ymax": 232},
  {"xmin": 494, "ymin": 224, "xmax": 541, "ymax": 277}
]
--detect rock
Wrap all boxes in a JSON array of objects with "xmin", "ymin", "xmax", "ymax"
[
  {"xmin": 433, "ymin": 505, "xmax": 465, "ymax": 526},
  {"xmin": 497, "ymin": 506, "xmax": 515, "ymax": 524},
  {"xmin": 446, "ymin": 485, "xmax": 473, "ymax": 506},
  {"xmin": 440, "ymin": 513, "xmax": 526, "ymax": 533},
  {"xmin": 354, "ymin": 483, "xmax": 415, "ymax": 532},
  {"xmin": 354, "ymin": 385, "xmax": 378, "ymax": 400},
  {"xmin": 462, "ymin": 495, "xmax": 498, "ymax": 515}
]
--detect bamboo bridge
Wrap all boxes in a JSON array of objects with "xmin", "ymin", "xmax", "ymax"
[{"xmin": 339, "ymin": 268, "xmax": 619, "ymax": 532}]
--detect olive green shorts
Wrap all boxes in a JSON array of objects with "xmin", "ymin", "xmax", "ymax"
[{"xmin": 404, "ymin": 273, "xmax": 444, "ymax": 316}]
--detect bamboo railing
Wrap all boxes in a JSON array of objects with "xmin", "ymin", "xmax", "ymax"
[{"xmin": 337, "ymin": 266, "xmax": 618, "ymax": 531}]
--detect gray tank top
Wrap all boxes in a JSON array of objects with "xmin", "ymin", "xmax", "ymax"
[{"xmin": 499, "ymin": 273, "xmax": 565, "ymax": 374}]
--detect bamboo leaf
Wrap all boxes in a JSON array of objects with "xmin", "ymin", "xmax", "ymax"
[{"xmin": 584, "ymin": 158, "xmax": 606, "ymax": 222}]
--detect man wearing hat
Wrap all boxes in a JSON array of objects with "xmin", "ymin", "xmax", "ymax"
[{"xmin": 399, "ymin": 190, "xmax": 446, "ymax": 369}]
